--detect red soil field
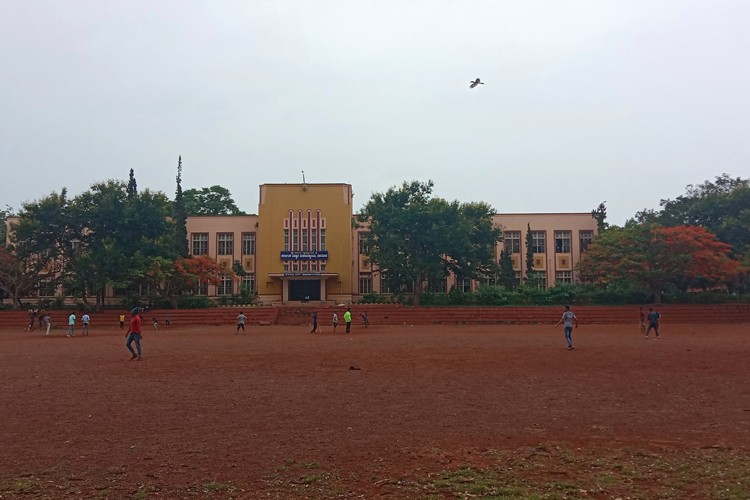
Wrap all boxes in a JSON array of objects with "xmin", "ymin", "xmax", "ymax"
[{"xmin": 1, "ymin": 321, "xmax": 749, "ymax": 498}]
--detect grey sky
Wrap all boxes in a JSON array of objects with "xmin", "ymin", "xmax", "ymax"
[{"xmin": 2, "ymin": 1, "xmax": 748, "ymax": 226}]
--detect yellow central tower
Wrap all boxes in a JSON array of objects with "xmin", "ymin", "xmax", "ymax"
[{"xmin": 256, "ymin": 183, "xmax": 354, "ymax": 304}]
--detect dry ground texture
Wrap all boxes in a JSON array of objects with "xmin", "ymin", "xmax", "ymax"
[{"xmin": 1, "ymin": 320, "xmax": 749, "ymax": 499}]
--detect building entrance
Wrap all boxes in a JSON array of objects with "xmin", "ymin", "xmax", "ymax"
[{"xmin": 288, "ymin": 279, "xmax": 321, "ymax": 301}]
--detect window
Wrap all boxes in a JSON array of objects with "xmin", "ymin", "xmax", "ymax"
[
  {"xmin": 380, "ymin": 274, "xmax": 391, "ymax": 294},
  {"xmin": 556, "ymin": 271, "xmax": 573, "ymax": 283},
  {"xmin": 302, "ymin": 229, "xmax": 308, "ymax": 250},
  {"xmin": 359, "ymin": 274, "xmax": 372, "ymax": 294},
  {"xmin": 292, "ymin": 230, "xmax": 298, "ymax": 251},
  {"xmin": 531, "ymin": 231, "xmax": 546, "ymax": 253},
  {"xmin": 39, "ymin": 279, "xmax": 56, "ymax": 297},
  {"xmin": 428, "ymin": 279, "xmax": 447, "ymax": 293},
  {"xmin": 283, "ymin": 229, "xmax": 289, "ymax": 251},
  {"xmin": 504, "ymin": 231, "xmax": 521, "ymax": 253},
  {"xmin": 514, "ymin": 272, "xmax": 522, "ymax": 288},
  {"xmin": 580, "ymin": 230, "xmax": 594, "ymax": 252},
  {"xmin": 311, "ymin": 229, "xmax": 318, "ymax": 250},
  {"xmin": 320, "ymin": 229, "xmax": 326, "ymax": 251},
  {"xmin": 192, "ymin": 233, "xmax": 208, "ymax": 255},
  {"xmin": 555, "ymin": 231, "xmax": 571, "ymax": 253},
  {"xmin": 482, "ymin": 274, "xmax": 499, "ymax": 287},
  {"xmin": 537, "ymin": 274, "xmax": 547, "ymax": 289},
  {"xmin": 218, "ymin": 233, "xmax": 233, "ymax": 256},
  {"xmin": 218, "ymin": 276, "xmax": 234, "ymax": 295},
  {"xmin": 458, "ymin": 276, "xmax": 472, "ymax": 293},
  {"xmin": 359, "ymin": 233, "xmax": 371, "ymax": 255},
  {"xmin": 194, "ymin": 281, "xmax": 208, "ymax": 296},
  {"xmin": 241, "ymin": 275, "xmax": 255, "ymax": 294},
  {"xmin": 242, "ymin": 233, "xmax": 255, "ymax": 255}
]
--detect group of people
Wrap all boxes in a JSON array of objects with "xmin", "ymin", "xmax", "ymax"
[
  {"xmin": 556, "ymin": 305, "xmax": 662, "ymax": 350},
  {"xmin": 310, "ymin": 308, "xmax": 368, "ymax": 334},
  {"xmin": 23, "ymin": 303, "xmax": 663, "ymax": 359},
  {"xmin": 27, "ymin": 309, "xmax": 91, "ymax": 337}
]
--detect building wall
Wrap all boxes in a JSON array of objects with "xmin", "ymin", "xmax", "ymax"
[
  {"xmin": 256, "ymin": 184, "xmax": 354, "ymax": 304},
  {"xmin": 5, "ymin": 187, "xmax": 597, "ymax": 305},
  {"xmin": 494, "ymin": 213, "xmax": 598, "ymax": 288},
  {"xmin": 185, "ymin": 215, "xmax": 259, "ymax": 296}
]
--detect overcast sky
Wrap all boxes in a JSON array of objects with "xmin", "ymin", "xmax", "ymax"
[{"xmin": 1, "ymin": 1, "xmax": 748, "ymax": 225}]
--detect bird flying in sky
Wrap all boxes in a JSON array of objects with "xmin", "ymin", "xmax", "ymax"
[{"xmin": 469, "ymin": 78, "xmax": 484, "ymax": 88}]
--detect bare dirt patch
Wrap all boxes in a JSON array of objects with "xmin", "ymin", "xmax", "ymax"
[{"xmin": 1, "ymin": 322, "xmax": 749, "ymax": 498}]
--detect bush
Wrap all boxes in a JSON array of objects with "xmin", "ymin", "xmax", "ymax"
[
  {"xmin": 177, "ymin": 295, "xmax": 211, "ymax": 309},
  {"xmin": 358, "ymin": 292, "xmax": 395, "ymax": 304}
]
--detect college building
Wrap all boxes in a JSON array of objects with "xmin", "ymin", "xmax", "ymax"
[
  {"xmin": 186, "ymin": 183, "xmax": 598, "ymax": 304},
  {"xmin": 4, "ymin": 183, "xmax": 598, "ymax": 305}
]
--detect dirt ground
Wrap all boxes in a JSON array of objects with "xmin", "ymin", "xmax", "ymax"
[{"xmin": 1, "ymin": 321, "xmax": 749, "ymax": 499}]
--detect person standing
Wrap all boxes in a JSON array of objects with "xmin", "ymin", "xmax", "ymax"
[
  {"xmin": 27, "ymin": 308, "xmax": 36, "ymax": 332},
  {"xmin": 344, "ymin": 308, "xmax": 352, "ymax": 334},
  {"xmin": 165, "ymin": 313, "xmax": 171, "ymax": 326},
  {"xmin": 332, "ymin": 311, "xmax": 338, "ymax": 333},
  {"xmin": 236, "ymin": 311, "xmax": 246, "ymax": 334},
  {"xmin": 44, "ymin": 312, "xmax": 51, "ymax": 336},
  {"xmin": 638, "ymin": 306, "xmax": 646, "ymax": 335},
  {"xmin": 310, "ymin": 312, "xmax": 319, "ymax": 334},
  {"xmin": 38, "ymin": 309, "xmax": 45, "ymax": 329},
  {"xmin": 67, "ymin": 312, "xmax": 76, "ymax": 337},
  {"xmin": 119, "ymin": 313, "xmax": 125, "ymax": 330},
  {"xmin": 645, "ymin": 307, "xmax": 661, "ymax": 339},
  {"xmin": 126, "ymin": 309, "xmax": 143, "ymax": 361},
  {"xmin": 81, "ymin": 313, "xmax": 90, "ymax": 336},
  {"xmin": 554, "ymin": 305, "xmax": 578, "ymax": 350},
  {"xmin": 152, "ymin": 316, "xmax": 159, "ymax": 330},
  {"xmin": 361, "ymin": 312, "xmax": 369, "ymax": 328}
]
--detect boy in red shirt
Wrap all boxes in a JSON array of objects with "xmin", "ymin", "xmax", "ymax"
[{"xmin": 126, "ymin": 309, "xmax": 143, "ymax": 361}]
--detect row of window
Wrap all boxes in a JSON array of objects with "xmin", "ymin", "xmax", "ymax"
[
  {"xmin": 283, "ymin": 228, "xmax": 327, "ymax": 252},
  {"xmin": 503, "ymin": 230, "xmax": 594, "ymax": 254},
  {"xmin": 37, "ymin": 276, "xmax": 257, "ymax": 298},
  {"xmin": 191, "ymin": 233, "xmax": 256, "ymax": 257},
  {"xmin": 191, "ymin": 230, "xmax": 593, "ymax": 259}
]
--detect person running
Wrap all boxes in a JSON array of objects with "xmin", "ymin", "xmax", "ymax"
[
  {"xmin": 44, "ymin": 312, "xmax": 51, "ymax": 336},
  {"xmin": 332, "ymin": 311, "xmax": 338, "ymax": 333},
  {"xmin": 310, "ymin": 312, "xmax": 319, "ymax": 334},
  {"xmin": 554, "ymin": 305, "xmax": 578, "ymax": 350},
  {"xmin": 236, "ymin": 311, "xmax": 246, "ymax": 334},
  {"xmin": 645, "ymin": 307, "xmax": 661, "ymax": 339},
  {"xmin": 67, "ymin": 312, "xmax": 76, "ymax": 337},
  {"xmin": 119, "ymin": 313, "xmax": 126, "ymax": 330},
  {"xmin": 126, "ymin": 309, "xmax": 143, "ymax": 361},
  {"xmin": 344, "ymin": 308, "xmax": 352, "ymax": 334},
  {"xmin": 81, "ymin": 313, "xmax": 90, "ymax": 336},
  {"xmin": 152, "ymin": 316, "xmax": 159, "ymax": 330}
]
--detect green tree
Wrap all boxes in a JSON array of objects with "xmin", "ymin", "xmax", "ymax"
[
  {"xmin": 498, "ymin": 249, "xmax": 516, "ymax": 289},
  {"xmin": 359, "ymin": 180, "xmax": 500, "ymax": 305},
  {"xmin": 630, "ymin": 174, "xmax": 750, "ymax": 291},
  {"xmin": 631, "ymin": 174, "xmax": 750, "ymax": 257},
  {"xmin": 0, "ymin": 206, "xmax": 10, "ymax": 246},
  {"xmin": 126, "ymin": 168, "xmax": 137, "ymax": 199},
  {"xmin": 173, "ymin": 156, "xmax": 189, "ymax": 257},
  {"xmin": 577, "ymin": 224, "xmax": 742, "ymax": 303},
  {"xmin": 591, "ymin": 201, "xmax": 609, "ymax": 232},
  {"xmin": 12, "ymin": 176, "xmax": 178, "ymax": 309},
  {"xmin": 524, "ymin": 223, "xmax": 534, "ymax": 280},
  {"xmin": 183, "ymin": 185, "xmax": 245, "ymax": 216},
  {"xmin": 0, "ymin": 243, "xmax": 57, "ymax": 309}
]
